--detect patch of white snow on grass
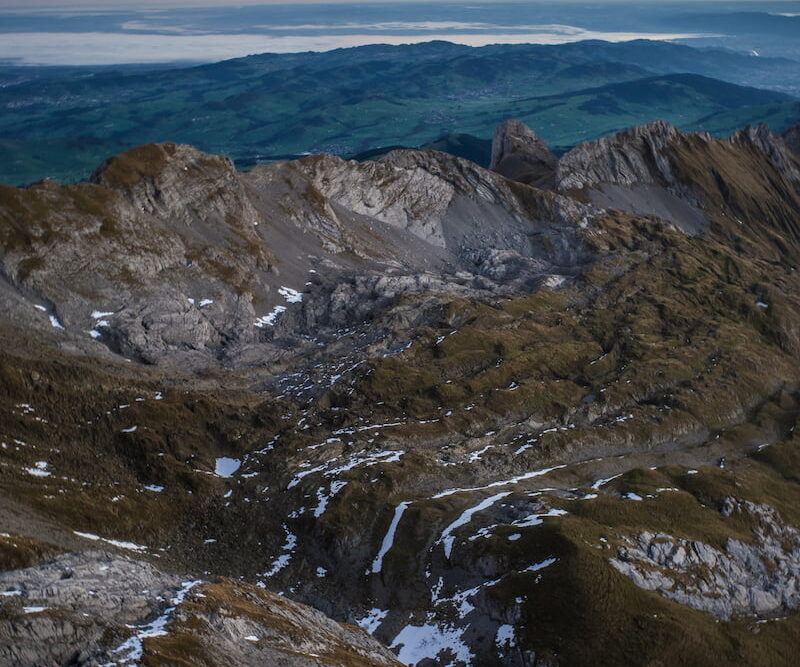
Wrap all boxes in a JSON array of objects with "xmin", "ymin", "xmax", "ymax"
[
  {"xmin": 288, "ymin": 449, "xmax": 404, "ymax": 489},
  {"xmin": 391, "ymin": 623, "xmax": 472, "ymax": 666},
  {"xmin": 49, "ymin": 315, "xmax": 64, "ymax": 329},
  {"xmin": 433, "ymin": 465, "xmax": 567, "ymax": 499},
  {"xmin": 25, "ymin": 461, "xmax": 51, "ymax": 477},
  {"xmin": 524, "ymin": 557, "xmax": 557, "ymax": 572},
  {"xmin": 110, "ymin": 580, "xmax": 201, "ymax": 664},
  {"xmin": 73, "ymin": 531, "xmax": 148, "ymax": 553},
  {"xmin": 261, "ymin": 526, "xmax": 296, "ymax": 577},
  {"xmin": 215, "ymin": 457, "xmax": 241, "ymax": 478},
  {"xmin": 439, "ymin": 492, "xmax": 511, "ymax": 558},
  {"xmin": 371, "ymin": 501, "xmax": 410, "ymax": 573},
  {"xmin": 312, "ymin": 480, "xmax": 347, "ymax": 517},
  {"xmin": 513, "ymin": 508, "xmax": 567, "ymax": 528},
  {"xmin": 590, "ymin": 473, "xmax": 622, "ymax": 490}
]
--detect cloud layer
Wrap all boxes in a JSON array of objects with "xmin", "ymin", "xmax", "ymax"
[{"xmin": 0, "ymin": 28, "xmax": 712, "ymax": 66}]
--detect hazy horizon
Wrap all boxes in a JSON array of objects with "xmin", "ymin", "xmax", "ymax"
[{"xmin": 0, "ymin": 1, "xmax": 797, "ymax": 66}]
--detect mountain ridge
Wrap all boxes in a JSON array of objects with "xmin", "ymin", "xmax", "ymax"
[{"xmin": 2, "ymin": 116, "xmax": 800, "ymax": 665}]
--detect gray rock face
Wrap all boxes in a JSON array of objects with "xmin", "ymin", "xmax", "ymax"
[
  {"xmin": 490, "ymin": 119, "xmax": 557, "ymax": 189},
  {"xmin": 0, "ymin": 141, "xmax": 598, "ymax": 370},
  {"xmin": 553, "ymin": 119, "xmax": 712, "ymax": 234},
  {"xmin": 0, "ymin": 550, "xmax": 182, "ymax": 623},
  {"xmin": 610, "ymin": 499, "xmax": 800, "ymax": 619},
  {"xmin": 0, "ymin": 550, "xmax": 401, "ymax": 666},
  {"xmin": 556, "ymin": 120, "xmax": 688, "ymax": 191},
  {"xmin": 732, "ymin": 123, "xmax": 800, "ymax": 185},
  {"xmin": 784, "ymin": 121, "xmax": 800, "ymax": 158},
  {"xmin": 0, "ymin": 550, "xmax": 184, "ymax": 666}
]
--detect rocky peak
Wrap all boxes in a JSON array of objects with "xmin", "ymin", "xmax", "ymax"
[
  {"xmin": 489, "ymin": 119, "xmax": 557, "ymax": 189},
  {"xmin": 91, "ymin": 142, "xmax": 261, "ymax": 229},
  {"xmin": 556, "ymin": 119, "xmax": 689, "ymax": 191},
  {"xmin": 730, "ymin": 123, "xmax": 800, "ymax": 184},
  {"xmin": 783, "ymin": 120, "xmax": 800, "ymax": 158}
]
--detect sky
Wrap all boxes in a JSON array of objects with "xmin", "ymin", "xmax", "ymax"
[
  {"xmin": 0, "ymin": 0, "xmax": 797, "ymax": 65},
  {"xmin": 0, "ymin": 0, "xmax": 788, "ymax": 6},
  {"xmin": 0, "ymin": 0, "xmax": 541, "ymax": 7}
]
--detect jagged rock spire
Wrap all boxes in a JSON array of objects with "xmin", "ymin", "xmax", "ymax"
[
  {"xmin": 784, "ymin": 120, "xmax": 800, "ymax": 158},
  {"xmin": 490, "ymin": 119, "xmax": 557, "ymax": 189}
]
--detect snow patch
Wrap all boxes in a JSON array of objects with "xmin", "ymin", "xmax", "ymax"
[
  {"xmin": 372, "ymin": 501, "xmax": 410, "ymax": 573},
  {"xmin": 357, "ymin": 608, "xmax": 388, "ymax": 634},
  {"xmin": 439, "ymin": 492, "xmax": 511, "ymax": 558},
  {"xmin": 25, "ymin": 461, "xmax": 51, "ymax": 477},
  {"xmin": 495, "ymin": 623, "xmax": 516, "ymax": 648},
  {"xmin": 215, "ymin": 457, "xmax": 241, "ymax": 478},
  {"xmin": 261, "ymin": 526, "xmax": 296, "ymax": 577},
  {"xmin": 278, "ymin": 286, "xmax": 303, "ymax": 303},
  {"xmin": 391, "ymin": 622, "xmax": 473, "ymax": 666},
  {"xmin": 433, "ymin": 464, "xmax": 566, "ymax": 499},
  {"xmin": 255, "ymin": 305, "xmax": 286, "ymax": 328},
  {"xmin": 524, "ymin": 557, "xmax": 557, "ymax": 572},
  {"xmin": 73, "ymin": 530, "xmax": 148, "ymax": 553},
  {"xmin": 312, "ymin": 480, "xmax": 347, "ymax": 517},
  {"xmin": 110, "ymin": 580, "xmax": 201, "ymax": 664}
]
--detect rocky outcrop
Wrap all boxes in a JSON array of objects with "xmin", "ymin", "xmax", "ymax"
[
  {"xmin": 783, "ymin": 120, "xmax": 800, "ymax": 158},
  {"xmin": 551, "ymin": 118, "xmax": 800, "ymax": 238},
  {"xmin": 610, "ymin": 499, "xmax": 800, "ymax": 619},
  {"xmin": 731, "ymin": 123, "xmax": 800, "ymax": 185},
  {"xmin": 490, "ymin": 119, "xmax": 557, "ymax": 189},
  {"xmin": 0, "ymin": 140, "xmax": 597, "ymax": 369},
  {"xmin": 556, "ymin": 120, "xmax": 687, "ymax": 191},
  {"xmin": 0, "ymin": 551, "xmax": 401, "ymax": 666}
]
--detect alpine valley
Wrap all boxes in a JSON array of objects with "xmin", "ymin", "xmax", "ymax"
[{"xmin": 2, "ymin": 35, "xmax": 800, "ymax": 667}]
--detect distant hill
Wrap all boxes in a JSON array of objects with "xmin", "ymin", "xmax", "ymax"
[
  {"xmin": 689, "ymin": 101, "xmax": 800, "ymax": 138},
  {"xmin": 0, "ymin": 39, "xmax": 797, "ymax": 185}
]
